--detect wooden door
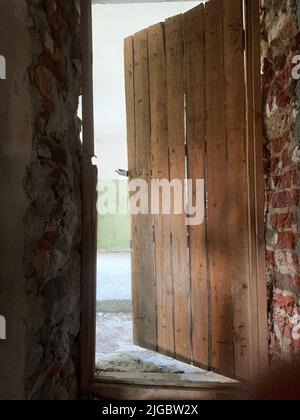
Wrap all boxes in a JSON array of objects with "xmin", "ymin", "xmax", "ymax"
[{"xmin": 124, "ymin": 0, "xmax": 268, "ymax": 381}]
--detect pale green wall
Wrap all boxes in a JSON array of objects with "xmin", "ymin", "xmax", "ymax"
[
  {"xmin": 97, "ymin": 180, "xmax": 131, "ymax": 252},
  {"xmin": 98, "ymin": 214, "xmax": 130, "ymax": 252}
]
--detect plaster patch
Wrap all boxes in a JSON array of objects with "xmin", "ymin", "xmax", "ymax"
[
  {"xmin": 275, "ymin": 249, "xmax": 297, "ymax": 276},
  {"xmin": 0, "ymin": 315, "xmax": 6, "ymax": 340},
  {"xmin": 0, "ymin": 55, "xmax": 6, "ymax": 79},
  {"xmin": 266, "ymin": 10, "xmax": 288, "ymax": 44},
  {"xmin": 292, "ymin": 145, "xmax": 300, "ymax": 164}
]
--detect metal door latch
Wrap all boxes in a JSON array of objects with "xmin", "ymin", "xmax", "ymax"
[{"xmin": 115, "ymin": 169, "xmax": 129, "ymax": 177}]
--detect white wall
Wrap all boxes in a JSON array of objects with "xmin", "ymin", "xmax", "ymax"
[{"xmin": 92, "ymin": 2, "xmax": 200, "ymax": 179}]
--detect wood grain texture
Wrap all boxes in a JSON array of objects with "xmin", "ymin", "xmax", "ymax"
[
  {"xmin": 124, "ymin": 36, "xmax": 136, "ymax": 177},
  {"xmin": 223, "ymin": 0, "xmax": 251, "ymax": 380},
  {"xmin": 90, "ymin": 382, "xmax": 245, "ymax": 401},
  {"xmin": 205, "ymin": 0, "xmax": 235, "ymax": 377},
  {"xmin": 131, "ymin": 29, "xmax": 157, "ymax": 351},
  {"xmin": 183, "ymin": 4, "xmax": 209, "ymax": 368},
  {"xmin": 245, "ymin": 0, "xmax": 269, "ymax": 379},
  {"xmin": 121, "ymin": 0, "xmax": 267, "ymax": 382},
  {"xmin": 148, "ymin": 23, "xmax": 175, "ymax": 357},
  {"xmin": 165, "ymin": 15, "xmax": 191, "ymax": 363},
  {"xmin": 124, "ymin": 36, "xmax": 139, "ymax": 350}
]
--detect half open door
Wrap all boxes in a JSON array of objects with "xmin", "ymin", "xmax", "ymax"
[{"xmin": 124, "ymin": 0, "xmax": 268, "ymax": 381}]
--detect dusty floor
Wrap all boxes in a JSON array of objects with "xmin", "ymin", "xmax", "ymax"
[
  {"xmin": 95, "ymin": 313, "xmax": 235, "ymax": 383},
  {"xmin": 97, "ymin": 252, "xmax": 131, "ymax": 301},
  {"xmin": 95, "ymin": 351, "xmax": 237, "ymax": 383},
  {"xmin": 96, "ymin": 312, "xmax": 141, "ymax": 353}
]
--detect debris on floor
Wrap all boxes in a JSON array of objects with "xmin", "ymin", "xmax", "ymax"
[
  {"xmin": 96, "ymin": 351, "xmax": 186, "ymax": 374},
  {"xmin": 96, "ymin": 313, "xmax": 236, "ymax": 383},
  {"xmin": 96, "ymin": 312, "xmax": 141, "ymax": 353},
  {"xmin": 95, "ymin": 350, "xmax": 237, "ymax": 384}
]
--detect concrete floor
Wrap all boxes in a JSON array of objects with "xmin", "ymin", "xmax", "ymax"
[
  {"xmin": 97, "ymin": 252, "xmax": 131, "ymax": 301},
  {"xmin": 96, "ymin": 312, "xmax": 141, "ymax": 353}
]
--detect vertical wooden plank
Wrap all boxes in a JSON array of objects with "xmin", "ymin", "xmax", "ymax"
[
  {"xmin": 131, "ymin": 29, "xmax": 157, "ymax": 351},
  {"xmin": 124, "ymin": 36, "xmax": 137, "ymax": 347},
  {"xmin": 245, "ymin": 0, "xmax": 269, "ymax": 378},
  {"xmin": 148, "ymin": 24, "xmax": 175, "ymax": 357},
  {"xmin": 205, "ymin": 0, "xmax": 235, "ymax": 377},
  {"xmin": 223, "ymin": 0, "xmax": 252, "ymax": 380},
  {"xmin": 165, "ymin": 15, "xmax": 191, "ymax": 362},
  {"xmin": 124, "ymin": 37, "xmax": 136, "ymax": 177},
  {"xmin": 90, "ymin": 163, "xmax": 98, "ymax": 359},
  {"xmin": 124, "ymin": 36, "xmax": 140, "ymax": 350},
  {"xmin": 81, "ymin": 0, "xmax": 94, "ymax": 159},
  {"xmin": 183, "ymin": 5, "xmax": 209, "ymax": 368},
  {"xmin": 80, "ymin": 0, "xmax": 97, "ymax": 393}
]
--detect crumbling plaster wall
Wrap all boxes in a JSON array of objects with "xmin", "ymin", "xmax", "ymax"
[
  {"xmin": 0, "ymin": 0, "xmax": 82, "ymax": 400},
  {"xmin": 23, "ymin": 0, "xmax": 82, "ymax": 399},
  {"xmin": 261, "ymin": 0, "xmax": 300, "ymax": 364}
]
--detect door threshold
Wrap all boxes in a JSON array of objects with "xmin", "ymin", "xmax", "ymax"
[
  {"xmin": 89, "ymin": 380, "xmax": 249, "ymax": 400},
  {"xmin": 95, "ymin": 370, "xmax": 238, "ymax": 388},
  {"xmin": 95, "ymin": 348, "xmax": 239, "ymax": 387},
  {"xmin": 92, "ymin": 350, "xmax": 250, "ymax": 400}
]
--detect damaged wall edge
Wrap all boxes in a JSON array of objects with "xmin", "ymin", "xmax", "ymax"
[
  {"xmin": 0, "ymin": 0, "xmax": 83, "ymax": 400},
  {"xmin": 262, "ymin": 0, "xmax": 300, "ymax": 364},
  {"xmin": 23, "ymin": 0, "xmax": 82, "ymax": 400}
]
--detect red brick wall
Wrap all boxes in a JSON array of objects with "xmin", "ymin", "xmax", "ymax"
[{"xmin": 261, "ymin": 0, "xmax": 300, "ymax": 364}]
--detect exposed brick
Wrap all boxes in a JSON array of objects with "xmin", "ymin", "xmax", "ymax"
[
  {"xmin": 33, "ymin": 65, "xmax": 55, "ymax": 120},
  {"xmin": 274, "ymin": 293, "xmax": 295, "ymax": 316},
  {"xmin": 272, "ymin": 191, "xmax": 297, "ymax": 208},
  {"xmin": 272, "ymin": 131, "xmax": 290, "ymax": 154},
  {"xmin": 282, "ymin": 148, "xmax": 291, "ymax": 168},
  {"xmin": 277, "ymin": 212, "xmax": 297, "ymax": 229},
  {"xmin": 267, "ymin": 250, "xmax": 276, "ymax": 267},
  {"xmin": 38, "ymin": 53, "xmax": 67, "ymax": 92},
  {"xmin": 275, "ymin": 272, "xmax": 295, "ymax": 291},
  {"xmin": 292, "ymin": 252, "xmax": 299, "ymax": 267},
  {"xmin": 46, "ymin": 362, "xmax": 62, "ymax": 380},
  {"xmin": 270, "ymin": 213, "xmax": 278, "ymax": 229},
  {"xmin": 263, "ymin": 58, "xmax": 274, "ymax": 85},
  {"xmin": 278, "ymin": 232, "xmax": 297, "ymax": 250},
  {"xmin": 36, "ymin": 230, "xmax": 58, "ymax": 252},
  {"xmin": 282, "ymin": 170, "xmax": 297, "ymax": 189}
]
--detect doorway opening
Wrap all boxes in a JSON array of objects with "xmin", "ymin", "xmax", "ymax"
[
  {"xmin": 93, "ymin": 1, "xmax": 236, "ymax": 383},
  {"xmin": 80, "ymin": 0, "xmax": 268, "ymax": 394}
]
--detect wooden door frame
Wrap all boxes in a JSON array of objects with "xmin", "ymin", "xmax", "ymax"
[
  {"xmin": 80, "ymin": 0, "xmax": 97, "ymax": 396},
  {"xmin": 80, "ymin": 0, "xmax": 268, "ymax": 399}
]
